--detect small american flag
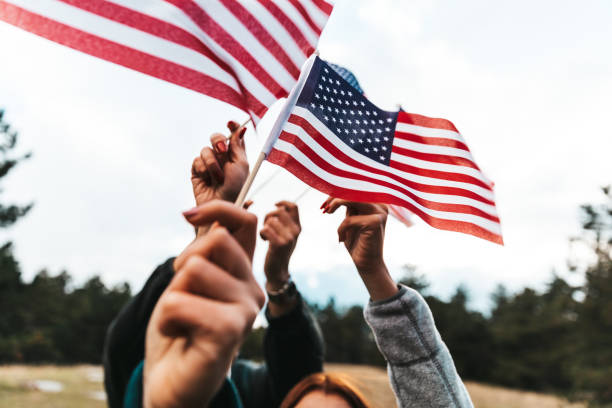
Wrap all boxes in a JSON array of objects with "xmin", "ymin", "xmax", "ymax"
[
  {"xmin": 267, "ymin": 56, "xmax": 502, "ymax": 244},
  {"xmin": 0, "ymin": 0, "xmax": 333, "ymax": 123}
]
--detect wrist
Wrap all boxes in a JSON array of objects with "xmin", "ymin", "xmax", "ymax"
[
  {"xmin": 264, "ymin": 267, "xmax": 290, "ymax": 290},
  {"xmin": 357, "ymin": 262, "xmax": 398, "ymax": 302}
]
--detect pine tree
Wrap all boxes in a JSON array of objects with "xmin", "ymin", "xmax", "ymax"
[
  {"xmin": 0, "ymin": 108, "xmax": 32, "ymax": 362},
  {"xmin": 574, "ymin": 186, "xmax": 612, "ymax": 403}
]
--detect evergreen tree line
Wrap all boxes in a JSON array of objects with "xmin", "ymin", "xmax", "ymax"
[{"xmin": 0, "ymin": 109, "xmax": 610, "ymax": 404}]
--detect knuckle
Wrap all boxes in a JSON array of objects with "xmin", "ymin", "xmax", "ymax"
[
  {"xmin": 253, "ymin": 286, "xmax": 266, "ymax": 309},
  {"xmin": 159, "ymin": 291, "xmax": 183, "ymax": 317},
  {"xmin": 244, "ymin": 212, "xmax": 258, "ymax": 227},
  {"xmin": 208, "ymin": 226, "xmax": 231, "ymax": 244},
  {"xmin": 182, "ymin": 255, "xmax": 205, "ymax": 279}
]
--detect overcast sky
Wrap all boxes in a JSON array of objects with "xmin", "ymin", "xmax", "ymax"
[{"xmin": 1, "ymin": 0, "xmax": 611, "ymax": 311}]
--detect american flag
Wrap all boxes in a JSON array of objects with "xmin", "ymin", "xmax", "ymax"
[
  {"xmin": 267, "ymin": 56, "xmax": 503, "ymax": 244},
  {"xmin": 328, "ymin": 61, "xmax": 414, "ymax": 228},
  {"xmin": 0, "ymin": 0, "xmax": 333, "ymax": 123}
]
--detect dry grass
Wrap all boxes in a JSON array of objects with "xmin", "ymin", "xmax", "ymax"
[
  {"xmin": 0, "ymin": 365, "xmax": 106, "ymax": 408},
  {"xmin": 0, "ymin": 364, "xmax": 587, "ymax": 408},
  {"xmin": 326, "ymin": 363, "xmax": 586, "ymax": 408}
]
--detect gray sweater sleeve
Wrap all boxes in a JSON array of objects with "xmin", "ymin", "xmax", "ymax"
[{"xmin": 364, "ymin": 285, "xmax": 474, "ymax": 408}]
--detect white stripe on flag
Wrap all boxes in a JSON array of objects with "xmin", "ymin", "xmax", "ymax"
[
  {"xmin": 272, "ymin": 138, "xmax": 503, "ymax": 235},
  {"xmin": 282, "ymin": 121, "xmax": 499, "ymax": 216},
  {"xmin": 273, "ymin": 0, "xmax": 319, "ymax": 45},
  {"xmin": 392, "ymin": 138, "xmax": 479, "ymax": 163},
  {"xmin": 239, "ymin": 0, "xmax": 308, "ymax": 66},
  {"xmin": 7, "ymin": 0, "xmax": 241, "ymax": 92},
  {"xmin": 107, "ymin": 0, "xmax": 277, "ymax": 105},
  {"xmin": 290, "ymin": 107, "xmax": 495, "ymax": 201},
  {"xmin": 395, "ymin": 122, "xmax": 465, "ymax": 141}
]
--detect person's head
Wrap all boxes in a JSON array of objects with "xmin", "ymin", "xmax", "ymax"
[{"xmin": 280, "ymin": 373, "xmax": 371, "ymax": 408}]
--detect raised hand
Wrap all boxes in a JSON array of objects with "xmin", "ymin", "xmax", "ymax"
[
  {"xmin": 144, "ymin": 201, "xmax": 265, "ymax": 408},
  {"xmin": 191, "ymin": 120, "xmax": 249, "ymax": 206},
  {"xmin": 260, "ymin": 201, "xmax": 301, "ymax": 288},
  {"xmin": 321, "ymin": 197, "xmax": 398, "ymax": 301},
  {"xmin": 260, "ymin": 201, "xmax": 301, "ymax": 316}
]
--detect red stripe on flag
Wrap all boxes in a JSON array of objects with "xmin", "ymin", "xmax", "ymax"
[
  {"xmin": 0, "ymin": 2, "xmax": 246, "ymax": 110},
  {"xmin": 287, "ymin": 0, "xmax": 322, "ymax": 34},
  {"xmin": 287, "ymin": 115, "xmax": 495, "ymax": 204},
  {"xmin": 394, "ymin": 131, "xmax": 470, "ymax": 151},
  {"xmin": 165, "ymin": 0, "xmax": 288, "ymax": 99},
  {"xmin": 397, "ymin": 111, "xmax": 459, "ymax": 132},
  {"xmin": 268, "ymin": 148, "xmax": 503, "ymax": 245},
  {"xmin": 310, "ymin": 0, "xmax": 334, "ymax": 15},
  {"xmin": 57, "ymin": 0, "xmax": 235, "ymax": 79},
  {"xmin": 279, "ymin": 131, "xmax": 500, "ymax": 222},
  {"xmin": 389, "ymin": 159, "xmax": 491, "ymax": 191},
  {"xmin": 219, "ymin": 0, "xmax": 300, "ymax": 79},
  {"xmin": 256, "ymin": 0, "xmax": 314, "ymax": 56},
  {"xmin": 391, "ymin": 145, "xmax": 481, "ymax": 171}
]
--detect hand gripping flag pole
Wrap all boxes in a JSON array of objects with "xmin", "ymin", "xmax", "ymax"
[{"xmin": 234, "ymin": 54, "xmax": 319, "ymax": 207}]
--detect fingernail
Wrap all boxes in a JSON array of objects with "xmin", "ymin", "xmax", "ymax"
[
  {"xmin": 182, "ymin": 207, "xmax": 199, "ymax": 218},
  {"xmin": 239, "ymin": 127, "xmax": 246, "ymax": 139},
  {"xmin": 215, "ymin": 141, "xmax": 227, "ymax": 153},
  {"xmin": 320, "ymin": 203, "xmax": 325, "ymax": 209}
]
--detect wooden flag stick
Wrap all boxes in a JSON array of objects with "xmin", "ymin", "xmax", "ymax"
[
  {"xmin": 233, "ymin": 54, "xmax": 317, "ymax": 208},
  {"xmin": 235, "ymin": 151, "xmax": 266, "ymax": 207},
  {"xmin": 226, "ymin": 117, "xmax": 252, "ymax": 141}
]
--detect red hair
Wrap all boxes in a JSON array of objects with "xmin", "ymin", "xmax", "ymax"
[{"xmin": 280, "ymin": 372, "xmax": 371, "ymax": 408}]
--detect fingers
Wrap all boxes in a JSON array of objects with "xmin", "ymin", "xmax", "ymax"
[
  {"xmin": 321, "ymin": 196, "xmax": 387, "ymax": 216},
  {"xmin": 156, "ymin": 291, "xmax": 261, "ymax": 341},
  {"xmin": 260, "ymin": 217, "xmax": 294, "ymax": 245},
  {"xmin": 171, "ymin": 251, "xmax": 263, "ymax": 310},
  {"xmin": 200, "ymin": 147, "xmax": 224, "ymax": 184},
  {"xmin": 191, "ymin": 156, "xmax": 211, "ymax": 185},
  {"xmin": 174, "ymin": 227, "xmax": 253, "ymax": 280},
  {"xmin": 275, "ymin": 201, "xmax": 300, "ymax": 223},
  {"xmin": 337, "ymin": 213, "xmax": 386, "ymax": 243},
  {"xmin": 263, "ymin": 207, "xmax": 293, "ymax": 226},
  {"xmin": 227, "ymin": 120, "xmax": 241, "ymax": 133},
  {"xmin": 156, "ymin": 291, "xmax": 216, "ymax": 337},
  {"xmin": 181, "ymin": 200, "xmax": 258, "ymax": 258},
  {"xmin": 210, "ymin": 132, "xmax": 228, "ymax": 155},
  {"xmin": 259, "ymin": 223, "xmax": 281, "ymax": 242}
]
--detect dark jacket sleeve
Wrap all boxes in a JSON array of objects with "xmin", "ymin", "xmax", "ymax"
[
  {"xmin": 233, "ymin": 293, "xmax": 325, "ymax": 407},
  {"xmin": 103, "ymin": 258, "xmax": 175, "ymax": 408}
]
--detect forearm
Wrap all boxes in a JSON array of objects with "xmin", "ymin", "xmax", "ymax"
[
  {"xmin": 364, "ymin": 285, "xmax": 474, "ymax": 408},
  {"xmin": 356, "ymin": 261, "xmax": 399, "ymax": 302}
]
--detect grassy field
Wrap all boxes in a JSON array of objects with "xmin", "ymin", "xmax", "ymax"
[{"xmin": 0, "ymin": 364, "xmax": 586, "ymax": 408}]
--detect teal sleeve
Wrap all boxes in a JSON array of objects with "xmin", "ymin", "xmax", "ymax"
[
  {"xmin": 123, "ymin": 360, "xmax": 244, "ymax": 408},
  {"xmin": 123, "ymin": 361, "xmax": 143, "ymax": 408}
]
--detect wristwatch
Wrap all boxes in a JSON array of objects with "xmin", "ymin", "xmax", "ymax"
[{"xmin": 267, "ymin": 279, "xmax": 297, "ymax": 304}]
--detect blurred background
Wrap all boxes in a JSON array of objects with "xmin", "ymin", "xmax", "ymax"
[{"xmin": 0, "ymin": 0, "xmax": 611, "ymax": 407}]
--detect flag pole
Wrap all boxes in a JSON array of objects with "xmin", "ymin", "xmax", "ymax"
[{"xmin": 234, "ymin": 53, "xmax": 318, "ymax": 207}]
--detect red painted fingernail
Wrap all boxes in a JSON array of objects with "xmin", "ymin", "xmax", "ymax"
[
  {"xmin": 182, "ymin": 207, "xmax": 199, "ymax": 218},
  {"xmin": 239, "ymin": 127, "xmax": 246, "ymax": 139},
  {"xmin": 215, "ymin": 141, "xmax": 227, "ymax": 153},
  {"xmin": 320, "ymin": 203, "xmax": 325, "ymax": 209}
]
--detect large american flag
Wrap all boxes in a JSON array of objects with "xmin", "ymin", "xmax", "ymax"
[
  {"xmin": 0, "ymin": 0, "xmax": 333, "ymax": 123},
  {"xmin": 267, "ymin": 56, "xmax": 503, "ymax": 244}
]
